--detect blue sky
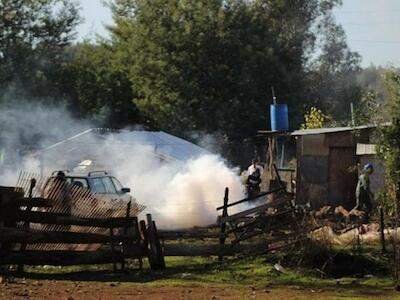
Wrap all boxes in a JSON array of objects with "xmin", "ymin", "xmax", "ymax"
[{"xmin": 77, "ymin": 0, "xmax": 400, "ymax": 67}]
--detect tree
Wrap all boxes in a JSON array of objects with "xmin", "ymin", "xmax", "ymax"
[
  {"xmin": 301, "ymin": 107, "xmax": 326, "ymax": 129},
  {"xmin": 0, "ymin": 0, "xmax": 80, "ymax": 99},
  {"xmin": 377, "ymin": 70, "xmax": 400, "ymax": 285},
  {"xmin": 305, "ymin": 10, "xmax": 362, "ymax": 124},
  {"xmin": 61, "ymin": 42, "xmax": 142, "ymax": 127},
  {"xmin": 378, "ymin": 71, "xmax": 400, "ymax": 210},
  {"xmin": 109, "ymin": 0, "xmax": 343, "ymax": 145}
]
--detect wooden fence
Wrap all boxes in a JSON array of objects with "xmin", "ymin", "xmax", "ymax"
[
  {"xmin": 0, "ymin": 167, "xmax": 309, "ymax": 271},
  {"xmin": 0, "ymin": 183, "xmax": 164, "ymax": 271},
  {"xmin": 156, "ymin": 170, "xmax": 307, "ymax": 261}
]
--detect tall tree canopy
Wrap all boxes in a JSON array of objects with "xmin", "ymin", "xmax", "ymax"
[
  {"xmin": 378, "ymin": 71, "xmax": 400, "ymax": 214},
  {"xmin": 61, "ymin": 42, "xmax": 142, "ymax": 127},
  {"xmin": 306, "ymin": 11, "xmax": 362, "ymax": 123},
  {"xmin": 107, "ymin": 0, "xmax": 358, "ymax": 144},
  {"xmin": 0, "ymin": 0, "xmax": 80, "ymax": 99},
  {"xmin": 0, "ymin": 0, "xmax": 363, "ymax": 164}
]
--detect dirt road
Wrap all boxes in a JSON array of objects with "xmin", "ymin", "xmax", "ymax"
[{"xmin": 1, "ymin": 278, "xmax": 399, "ymax": 300}]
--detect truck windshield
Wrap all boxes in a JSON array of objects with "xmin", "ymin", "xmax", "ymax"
[
  {"xmin": 111, "ymin": 177, "xmax": 124, "ymax": 193},
  {"xmin": 89, "ymin": 177, "xmax": 106, "ymax": 193}
]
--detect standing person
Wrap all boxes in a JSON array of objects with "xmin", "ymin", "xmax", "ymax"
[
  {"xmin": 246, "ymin": 168, "xmax": 262, "ymax": 198},
  {"xmin": 354, "ymin": 163, "xmax": 374, "ymax": 222},
  {"xmin": 247, "ymin": 158, "xmax": 264, "ymax": 176}
]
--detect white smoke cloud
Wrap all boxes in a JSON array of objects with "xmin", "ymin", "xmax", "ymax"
[
  {"xmin": 109, "ymin": 149, "xmax": 245, "ymax": 228},
  {"xmin": 0, "ymin": 102, "xmax": 245, "ymax": 229}
]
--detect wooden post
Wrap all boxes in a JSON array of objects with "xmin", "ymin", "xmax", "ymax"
[
  {"xmin": 109, "ymin": 219, "xmax": 117, "ymax": 272},
  {"xmin": 120, "ymin": 201, "xmax": 131, "ymax": 271},
  {"xmin": 146, "ymin": 214, "xmax": 165, "ymax": 270},
  {"xmin": 133, "ymin": 217, "xmax": 143, "ymax": 269},
  {"xmin": 219, "ymin": 187, "xmax": 229, "ymax": 261},
  {"xmin": 0, "ymin": 192, "xmax": 3, "ymax": 251},
  {"xmin": 146, "ymin": 214, "xmax": 155, "ymax": 268},
  {"xmin": 273, "ymin": 164, "xmax": 285, "ymax": 190},
  {"xmin": 380, "ymin": 206, "xmax": 386, "ymax": 253},
  {"xmin": 139, "ymin": 220, "xmax": 147, "ymax": 270},
  {"xmin": 18, "ymin": 178, "xmax": 36, "ymax": 273},
  {"xmin": 152, "ymin": 220, "xmax": 165, "ymax": 269}
]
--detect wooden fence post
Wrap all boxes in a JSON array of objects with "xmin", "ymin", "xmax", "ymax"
[
  {"xmin": 273, "ymin": 164, "xmax": 285, "ymax": 190},
  {"xmin": 380, "ymin": 206, "xmax": 386, "ymax": 253},
  {"xmin": 0, "ymin": 193, "xmax": 3, "ymax": 252},
  {"xmin": 146, "ymin": 214, "xmax": 165, "ymax": 270},
  {"xmin": 218, "ymin": 187, "xmax": 229, "ymax": 261},
  {"xmin": 109, "ymin": 219, "xmax": 117, "ymax": 272},
  {"xmin": 18, "ymin": 178, "xmax": 36, "ymax": 273},
  {"xmin": 120, "ymin": 201, "xmax": 131, "ymax": 271},
  {"xmin": 139, "ymin": 220, "xmax": 147, "ymax": 270},
  {"xmin": 152, "ymin": 220, "xmax": 165, "ymax": 269}
]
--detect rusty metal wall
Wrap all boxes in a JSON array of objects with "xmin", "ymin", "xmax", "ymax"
[
  {"xmin": 298, "ymin": 156, "xmax": 329, "ymax": 184},
  {"xmin": 328, "ymin": 147, "xmax": 358, "ymax": 209}
]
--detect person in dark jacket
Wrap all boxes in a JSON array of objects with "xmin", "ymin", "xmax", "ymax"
[{"xmin": 246, "ymin": 168, "xmax": 262, "ymax": 198}]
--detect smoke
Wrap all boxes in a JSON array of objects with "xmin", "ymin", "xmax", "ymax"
[
  {"xmin": 107, "ymin": 147, "xmax": 245, "ymax": 228},
  {"xmin": 0, "ymin": 99, "xmax": 92, "ymax": 185},
  {"xmin": 0, "ymin": 101, "xmax": 245, "ymax": 228}
]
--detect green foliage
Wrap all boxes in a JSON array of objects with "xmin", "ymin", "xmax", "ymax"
[
  {"xmin": 24, "ymin": 255, "xmax": 395, "ymax": 295},
  {"xmin": 353, "ymin": 90, "xmax": 380, "ymax": 125},
  {"xmin": 0, "ymin": 0, "xmax": 365, "ymax": 165},
  {"xmin": 0, "ymin": 0, "xmax": 81, "ymax": 99},
  {"xmin": 377, "ymin": 71, "xmax": 400, "ymax": 212},
  {"xmin": 301, "ymin": 107, "xmax": 326, "ymax": 129},
  {"xmin": 306, "ymin": 11, "xmax": 362, "ymax": 122},
  {"xmin": 108, "ymin": 0, "xmax": 348, "ymax": 144},
  {"xmin": 62, "ymin": 42, "xmax": 141, "ymax": 127}
]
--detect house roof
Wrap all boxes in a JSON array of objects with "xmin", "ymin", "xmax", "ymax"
[
  {"xmin": 291, "ymin": 124, "xmax": 376, "ymax": 136},
  {"xmin": 41, "ymin": 128, "xmax": 210, "ymax": 162}
]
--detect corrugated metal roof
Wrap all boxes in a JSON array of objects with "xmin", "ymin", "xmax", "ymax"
[
  {"xmin": 114, "ymin": 130, "xmax": 210, "ymax": 161},
  {"xmin": 291, "ymin": 124, "xmax": 375, "ymax": 136},
  {"xmin": 41, "ymin": 128, "xmax": 210, "ymax": 162}
]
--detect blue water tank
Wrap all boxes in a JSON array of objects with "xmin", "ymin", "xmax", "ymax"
[{"xmin": 270, "ymin": 104, "xmax": 289, "ymax": 132}]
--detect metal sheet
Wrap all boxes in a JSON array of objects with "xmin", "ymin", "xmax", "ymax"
[
  {"xmin": 301, "ymin": 135, "xmax": 329, "ymax": 156},
  {"xmin": 328, "ymin": 147, "xmax": 358, "ymax": 209},
  {"xmin": 297, "ymin": 183, "xmax": 328, "ymax": 208},
  {"xmin": 299, "ymin": 155, "xmax": 329, "ymax": 184}
]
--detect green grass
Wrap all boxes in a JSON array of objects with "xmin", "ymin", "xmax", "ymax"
[
  {"xmin": 11, "ymin": 242, "xmax": 396, "ymax": 300},
  {"xmin": 13, "ymin": 253, "xmax": 400, "ymax": 299},
  {"xmin": 22, "ymin": 255, "xmax": 394, "ymax": 291}
]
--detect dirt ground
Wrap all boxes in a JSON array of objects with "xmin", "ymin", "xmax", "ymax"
[{"xmin": 1, "ymin": 279, "xmax": 400, "ymax": 300}]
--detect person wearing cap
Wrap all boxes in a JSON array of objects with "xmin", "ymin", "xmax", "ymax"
[{"xmin": 354, "ymin": 163, "xmax": 374, "ymax": 221}]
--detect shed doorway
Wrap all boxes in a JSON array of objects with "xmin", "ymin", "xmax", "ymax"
[{"xmin": 328, "ymin": 147, "xmax": 358, "ymax": 209}]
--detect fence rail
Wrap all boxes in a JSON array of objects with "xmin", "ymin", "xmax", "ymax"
[{"xmin": 1, "ymin": 167, "xmax": 310, "ymax": 272}]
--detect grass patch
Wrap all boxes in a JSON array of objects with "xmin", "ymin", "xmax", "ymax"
[{"xmin": 20, "ymin": 254, "xmax": 394, "ymax": 292}]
